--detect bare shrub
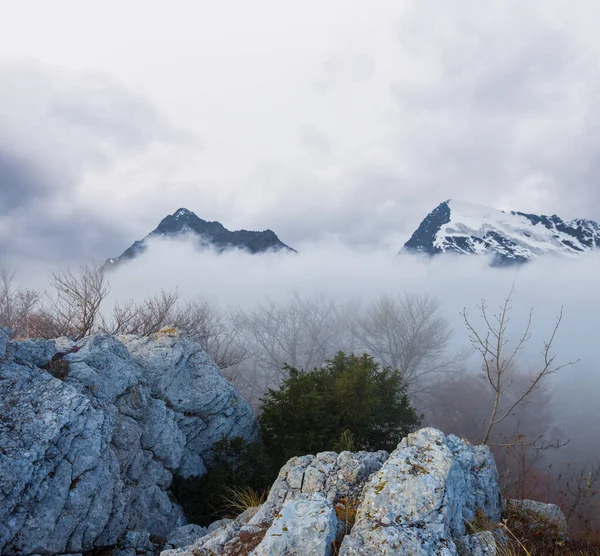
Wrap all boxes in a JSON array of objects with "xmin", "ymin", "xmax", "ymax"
[
  {"xmin": 48, "ymin": 265, "xmax": 110, "ymax": 340},
  {"xmin": 229, "ymin": 292, "xmax": 347, "ymax": 405},
  {"xmin": 100, "ymin": 290, "xmax": 245, "ymax": 369},
  {"xmin": 461, "ymin": 285, "xmax": 576, "ymax": 445},
  {"xmin": 0, "ymin": 265, "xmax": 42, "ymax": 338}
]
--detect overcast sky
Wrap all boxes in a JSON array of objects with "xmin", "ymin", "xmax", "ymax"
[{"xmin": 2, "ymin": 0, "xmax": 600, "ymax": 265}]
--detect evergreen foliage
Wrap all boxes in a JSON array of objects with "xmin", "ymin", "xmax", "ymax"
[{"xmin": 259, "ymin": 351, "xmax": 422, "ymax": 470}]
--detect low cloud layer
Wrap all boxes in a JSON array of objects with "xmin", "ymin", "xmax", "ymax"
[
  {"xmin": 105, "ymin": 236, "xmax": 595, "ymax": 359},
  {"xmin": 99, "ymin": 238, "xmax": 600, "ymax": 463}
]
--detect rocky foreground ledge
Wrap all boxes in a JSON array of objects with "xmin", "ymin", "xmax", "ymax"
[
  {"xmin": 0, "ymin": 328, "xmax": 567, "ymax": 556},
  {"xmin": 0, "ymin": 328, "xmax": 258, "ymax": 555},
  {"xmin": 163, "ymin": 428, "xmax": 567, "ymax": 556}
]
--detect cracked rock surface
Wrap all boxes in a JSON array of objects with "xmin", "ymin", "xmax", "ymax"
[
  {"xmin": 339, "ymin": 428, "xmax": 502, "ymax": 555},
  {"xmin": 164, "ymin": 428, "xmax": 507, "ymax": 556},
  {"xmin": 0, "ymin": 328, "xmax": 258, "ymax": 555}
]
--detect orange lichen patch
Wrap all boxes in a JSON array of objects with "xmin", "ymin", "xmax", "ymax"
[
  {"xmin": 156, "ymin": 326, "xmax": 180, "ymax": 336},
  {"xmin": 374, "ymin": 481, "xmax": 387, "ymax": 494}
]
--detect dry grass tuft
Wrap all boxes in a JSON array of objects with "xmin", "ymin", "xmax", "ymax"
[
  {"xmin": 221, "ymin": 486, "xmax": 267, "ymax": 517},
  {"xmin": 334, "ymin": 497, "xmax": 359, "ymax": 533}
]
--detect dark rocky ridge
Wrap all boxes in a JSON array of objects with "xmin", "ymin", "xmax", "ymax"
[{"xmin": 105, "ymin": 208, "xmax": 295, "ymax": 267}]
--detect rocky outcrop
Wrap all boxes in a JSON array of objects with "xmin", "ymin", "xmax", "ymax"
[
  {"xmin": 0, "ymin": 328, "xmax": 258, "ymax": 555},
  {"xmin": 164, "ymin": 428, "xmax": 508, "ymax": 555},
  {"xmin": 339, "ymin": 428, "xmax": 502, "ymax": 554},
  {"xmin": 250, "ymin": 448, "xmax": 390, "ymax": 526},
  {"xmin": 506, "ymin": 498, "xmax": 568, "ymax": 539}
]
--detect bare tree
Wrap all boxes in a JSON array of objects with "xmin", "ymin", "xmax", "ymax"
[
  {"xmin": 0, "ymin": 265, "xmax": 42, "ymax": 338},
  {"xmin": 461, "ymin": 285, "xmax": 577, "ymax": 445},
  {"xmin": 0, "ymin": 265, "xmax": 17, "ymax": 329},
  {"xmin": 229, "ymin": 292, "xmax": 347, "ymax": 404},
  {"xmin": 350, "ymin": 293, "xmax": 461, "ymax": 390},
  {"xmin": 173, "ymin": 297, "xmax": 247, "ymax": 369},
  {"xmin": 48, "ymin": 264, "xmax": 110, "ymax": 340},
  {"xmin": 235, "ymin": 293, "xmax": 345, "ymax": 378}
]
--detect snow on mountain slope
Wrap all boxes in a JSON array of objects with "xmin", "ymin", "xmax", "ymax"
[{"xmin": 402, "ymin": 199, "xmax": 600, "ymax": 264}]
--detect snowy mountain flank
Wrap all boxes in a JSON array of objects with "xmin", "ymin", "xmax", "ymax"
[
  {"xmin": 402, "ymin": 200, "xmax": 600, "ymax": 265},
  {"xmin": 105, "ymin": 208, "xmax": 295, "ymax": 267}
]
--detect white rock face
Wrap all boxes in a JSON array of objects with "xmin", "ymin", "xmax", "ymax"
[
  {"xmin": 339, "ymin": 428, "xmax": 502, "ymax": 555},
  {"xmin": 249, "ymin": 449, "xmax": 389, "ymax": 527},
  {"xmin": 0, "ymin": 329, "xmax": 258, "ymax": 555},
  {"xmin": 252, "ymin": 493, "xmax": 337, "ymax": 556},
  {"xmin": 167, "ymin": 429, "xmax": 508, "ymax": 556}
]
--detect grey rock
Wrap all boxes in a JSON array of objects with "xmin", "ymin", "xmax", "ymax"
[
  {"xmin": 339, "ymin": 428, "xmax": 502, "ymax": 555},
  {"xmin": 252, "ymin": 493, "xmax": 338, "ymax": 556},
  {"xmin": 0, "ymin": 328, "xmax": 10, "ymax": 358},
  {"xmin": 250, "ymin": 449, "xmax": 388, "ymax": 526},
  {"xmin": 167, "ymin": 524, "xmax": 208, "ymax": 549},
  {"xmin": 163, "ymin": 428, "xmax": 507, "ymax": 556},
  {"xmin": 507, "ymin": 498, "xmax": 568, "ymax": 538},
  {"xmin": 122, "ymin": 530, "xmax": 154, "ymax": 550},
  {"xmin": 457, "ymin": 531, "xmax": 499, "ymax": 555},
  {"xmin": 161, "ymin": 507, "xmax": 263, "ymax": 555},
  {"xmin": 235, "ymin": 506, "xmax": 259, "ymax": 525},
  {"xmin": 0, "ymin": 330, "xmax": 258, "ymax": 555},
  {"xmin": 121, "ymin": 331, "xmax": 259, "ymax": 465},
  {"xmin": 194, "ymin": 519, "xmax": 241, "ymax": 554},
  {"xmin": 207, "ymin": 518, "xmax": 234, "ymax": 533},
  {"xmin": 112, "ymin": 549, "xmax": 137, "ymax": 556}
]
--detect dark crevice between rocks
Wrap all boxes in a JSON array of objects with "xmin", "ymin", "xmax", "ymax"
[{"xmin": 41, "ymin": 345, "xmax": 81, "ymax": 380}]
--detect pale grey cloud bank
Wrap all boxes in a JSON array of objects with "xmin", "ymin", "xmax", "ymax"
[{"xmin": 1, "ymin": 0, "xmax": 600, "ymax": 265}]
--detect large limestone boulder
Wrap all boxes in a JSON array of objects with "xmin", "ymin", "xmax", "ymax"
[
  {"xmin": 249, "ymin": 448, "xmax": 390, "ymax": 526},
  {"xmin": 160, "ymin": 450, "xmax": 389, "ymax": 555},
  {"xmin": 0, "ymin": 328, "xmax": 258, "ymax": 555},
  {"xmin": 169, "ymin": 428, "xmax": 505, "ymax": 556},
  {"xmin": 340, "ymin": 428, "xmax": 502, "ymax": 555}
]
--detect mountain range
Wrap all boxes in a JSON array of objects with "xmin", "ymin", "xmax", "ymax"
[
  {"xmin": 105, "ymin": 201, "xmax": 600, "ymax": 268},
  {"xmin": 402, "ymin": 199, "xmax": 600, "ymax": 265},
  {"xmin": 104, "ymin": 208, "xmax": 295, "ymax": 267}
]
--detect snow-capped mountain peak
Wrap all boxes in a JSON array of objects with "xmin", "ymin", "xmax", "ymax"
[{"xmin": 402, "ymin": 199, "xmax": 600, "ymax": 264}]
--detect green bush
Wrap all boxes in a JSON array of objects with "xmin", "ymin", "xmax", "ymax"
[{"xmin": 259, "ymin": 351, "xmax": 422, "ymax": 470}]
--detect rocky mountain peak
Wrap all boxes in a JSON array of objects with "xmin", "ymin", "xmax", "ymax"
[{"xmin": 402, "ymin": 199, "xmax": 600, "ymax": 265}]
